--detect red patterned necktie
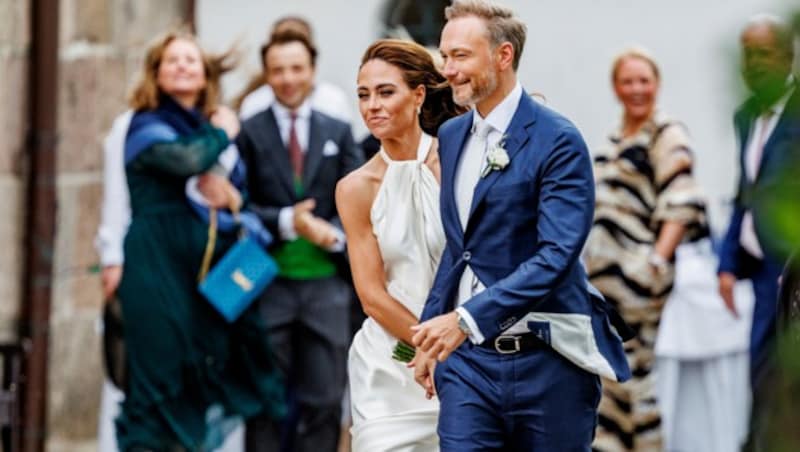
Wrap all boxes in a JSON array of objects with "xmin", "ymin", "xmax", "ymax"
[{"xmin": 288, "ymin": 112, "xmax": 304, "ymax": 195}]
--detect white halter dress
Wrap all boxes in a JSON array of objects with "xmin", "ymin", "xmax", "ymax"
[{"xmin": 348, "ymin": 133, "xmax": 445, "ymax": 452}]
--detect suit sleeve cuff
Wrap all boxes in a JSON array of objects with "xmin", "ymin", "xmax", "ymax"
[
  {"xmin": 456, "ymin": 306, "xmax": 485, "ymax": 344},
  {"xmin": 278, "ymin": 207, "xmax": 298, "ymax": 241}
]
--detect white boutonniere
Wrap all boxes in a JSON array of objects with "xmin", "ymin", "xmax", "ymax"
[{"xmin": 481, "ymin": 136, "xmax": 510, "ymax": 178}]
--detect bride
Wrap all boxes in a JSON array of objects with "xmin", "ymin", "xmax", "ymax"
[{"xmin": 335, "ymin": 39, "xmax": 464, "ymax": 451}]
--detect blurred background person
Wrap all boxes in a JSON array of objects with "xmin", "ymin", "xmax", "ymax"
[
  {"xmin": 236, "ymin": 16, "xmax": 352, "ymax": 124},
  {"xmin": 729, "ymin": 14, "xmax": 800, "ymax": 450},
  {"xmin": 718, "ymin": 14, "xmax": 797, "ymax": 393},
  {"xmin": 654, "ymin": 238, "xmax": 754, "ymax": 452},
  {"xmin": 336, "ymin": 38, "xmax": 463, "ymax": 452},
  {"xmin": 115, "ymin": 29, "xmax": 284, "ymax": 451},
  {"xmin": 235, "ymin": 28, "xmax": 363, "ymax": 452},
  {"xmin": 95, "ymin": 109, "xmax": 133, "ymax": 452},
  {"xmin": 584, "ymin": 48, "xmax": 708, "ymax": 452}
]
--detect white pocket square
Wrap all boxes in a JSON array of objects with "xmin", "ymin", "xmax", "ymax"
[{"xmin": 322, "ymin": 140, "xmax": 340, "ymax": 156}]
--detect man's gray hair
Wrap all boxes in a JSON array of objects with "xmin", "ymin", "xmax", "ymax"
[
  {"xmin": 445, "ymin": 0, "xmax": 527, "ymax": 71},
  {"xmin": 743, "ymin": 13, "xmax": 795, "ymax": 57}
]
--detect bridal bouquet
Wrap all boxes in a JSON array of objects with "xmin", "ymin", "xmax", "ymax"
[{"xmin": 392, "ymin": 341, "xmax": 416, "ymax": 363}]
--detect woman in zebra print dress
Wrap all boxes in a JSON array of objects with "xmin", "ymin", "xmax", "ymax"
[{"xmin": 585, "ymin": 48, "xmax": 707, "ymax": 452}]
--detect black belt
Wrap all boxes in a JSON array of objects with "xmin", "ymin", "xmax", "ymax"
[{"xmin": 479, "ymin": 333, "xmax": 548, "ymax": 354}]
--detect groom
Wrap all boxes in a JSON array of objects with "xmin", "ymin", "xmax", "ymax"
[{"xmin": 411, "ymin": 1, "xmax": 631, "ymax": 449}]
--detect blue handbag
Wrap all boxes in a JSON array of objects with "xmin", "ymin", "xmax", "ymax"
[{"xmin": 198, "ymin": 209, "xmax": 279, "ymax": 323}]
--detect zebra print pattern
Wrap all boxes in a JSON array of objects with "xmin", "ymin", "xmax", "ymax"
[{"xmin": 586, "ymin": 113, "xmax": 708, "ymax": 452}]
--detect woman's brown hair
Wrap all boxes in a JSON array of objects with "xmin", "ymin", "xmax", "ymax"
[
  {"xmin": 128, "ymin": 27, "xmax": 237, "ymax": 117},
  {"xmin": 361, "ymin": 39, "xmax": 466, "ymax": 136}
]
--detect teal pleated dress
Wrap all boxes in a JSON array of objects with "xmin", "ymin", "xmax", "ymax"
[{"xmin": 115, "ymin": 101, "xmax": 285, "ymax": 451}]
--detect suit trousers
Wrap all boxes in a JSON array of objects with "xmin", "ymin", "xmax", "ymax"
[
  {"xmin": 245, "ymin": 276, "xmax": 350, "ymax": 452},
  {"xmin": 749, "ymin": 258, "xmax": 782, "ymax": 387},
  {"xmin": 434, "ymin": 342, "xmax": 601, "ymax": 452}
]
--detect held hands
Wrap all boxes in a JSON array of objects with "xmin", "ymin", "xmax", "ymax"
[
  {"xmin": 210, "ymin": 106, "xmax": 240, "ymax": 139},
  {"xmin": 293, "ymin": 199, "xmax": 339, "ymax": 248},
  {"xmin": 408, "ymin": 348, "xmax": 438, "ymax": 399},
  {"xmin": 718, "ymin": 272, "xmax": 739, "ymax": 318},
  {"xmin": 198, "ymin": 173, "xmax": 242, "ymax": 211},
  {"xmin": 410, "ymin": 312, "xmax": 467, "ymax": 363}
]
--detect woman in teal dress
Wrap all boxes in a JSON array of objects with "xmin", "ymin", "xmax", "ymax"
[{"xmin": 115, "ymin": 30, "xmax": 284, "ymax": 451}]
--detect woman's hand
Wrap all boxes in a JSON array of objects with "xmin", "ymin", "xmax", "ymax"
[
  {"xmin": 211, "ymin": 106, "xmax": 240, "ymax": 139},
  {"xmin": 198, "ymin": 173, "xmax": 242, "ymax": 210}
]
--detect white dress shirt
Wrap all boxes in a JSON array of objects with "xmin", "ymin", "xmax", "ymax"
[
  {"xmin": 272, "ymin": 100, "xmax": 346, "ymax": 251},
  {"xmin": 454, "ymin": 82, "xmax": 523, "ymax": 344},
  {"xmin": 95, "ymin": 110, "xmax": 133, "ymax": 266},
  {"xmin": 739, "ymin": 81, "xmax": 795, "ymax": 259},
  {"xmin": 239, "ymin": 81, "xmax": 352, "ymax": 124}
]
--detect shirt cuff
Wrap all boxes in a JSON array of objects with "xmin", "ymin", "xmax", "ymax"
[
  {"xmin": 326, "ymin": 227, "xmax": 346, "ymax": 252},
  {"xmin": 278, "ymin": 207, "xmax": 298, "ymax": 241},
  {"xmin": 455, "ymin": 306, "xmax": 485, "ymax": 344}
]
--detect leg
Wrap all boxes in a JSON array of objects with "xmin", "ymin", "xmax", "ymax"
[
  {"xmin": 749, "ymin": 262, "xmax": 781, "ymax": 386},
  {"xmin": 293, "ymin": 277, "xmax": 351, "ymax": 452},
  {"xmin": 245, "ymin": 279, "xmax": 298, "ymax": 452},
  {"xmin": 510, "ymin": 348, "xmax": 600, "ymax": 452},
  {"xmin": 435, "ymin": 346, "xmax": 505, "ymax": 452}
]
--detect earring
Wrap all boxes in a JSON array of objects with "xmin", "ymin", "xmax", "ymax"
[{"xmin": 417, "ymin": 105, "xmax": 422, "ymax": 115}]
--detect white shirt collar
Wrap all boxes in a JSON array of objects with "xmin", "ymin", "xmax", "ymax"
[
  {"xmin": 271, "ymin": 97, "xmax": 312, "ymax": 121},
  {"xmin": 472, "ymin": 82, "xmax": 523, "ymax": 135}
]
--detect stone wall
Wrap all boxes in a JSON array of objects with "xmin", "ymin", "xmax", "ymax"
[
  {"xmin": 0, "ymin": 0, "xmax": 31, "ymax": 344},
  {"xmin": 0, "ymin": 0, "xmax": 189, "ymax": 449}
]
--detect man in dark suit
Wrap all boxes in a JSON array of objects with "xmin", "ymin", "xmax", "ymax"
[
  {"xmin": 236, "ymin": 29, "xmax": 363, "ymax": 452},
  {"xmin": 410, "ymin": 1, "xmax": 630, "ymax": 450},
  {"xmin": 718, "ymin": 14, "xmax": 799, "ymax": 387}
]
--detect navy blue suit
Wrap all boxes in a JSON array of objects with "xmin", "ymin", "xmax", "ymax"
[
  {"xmin": 718, "ymin": 86, "xmax": 800, "ymax": 384},
  {"xmin": 422, "ymin": 93, "xmax": 630, "ymax": 451}
]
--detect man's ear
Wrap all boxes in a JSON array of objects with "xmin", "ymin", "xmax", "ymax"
[{"xmin": 495, "ymin": 42, "xmax": 515, "ymax": 71}]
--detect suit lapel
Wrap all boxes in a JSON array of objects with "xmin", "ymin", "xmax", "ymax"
[
  {"xmin": 758, "ymin": 88, "xmax": 800, "ymax": 180},
  {"xmin": 466, "ymin": 95, "xmax": 537, "ymax": 233},
  {"xmin": 259, "ymin": 108, "xmax": 296, "ymax": 197},
  {"xmin": 302, "ymin": 111, "xmax": 325, "ymax": 188},
  {"xmin": 444, "ymin": 112, "xmax": 475, "ymax": 245}
]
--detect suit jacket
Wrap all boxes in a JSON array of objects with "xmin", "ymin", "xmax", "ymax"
[
  {"xmin": 420, "ymin": 93, "xmax": 630, "ymax": 382},
  {"xmin": 719, "ymin": 85, "xmax": 800, "ymax": 276},
  {"xmin": 236, "ymin": 106, "xmax": 363, "ymax": 272}
]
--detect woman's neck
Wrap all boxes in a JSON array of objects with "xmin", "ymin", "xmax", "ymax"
[
  {"xmin": 169, "ymin": 92, "xmax": 199, "ymax": 110},
  {"xmin": 381, "ymin": 125, "xmax": 423, "ymax": 161},
  {"xmin": 621, "ymin": 112, "xmax": 653, "ymax": 138}
]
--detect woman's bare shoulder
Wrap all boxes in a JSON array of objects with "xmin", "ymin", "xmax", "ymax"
[{"xmin": 336, "ymin": 154, "xmax": 385, "ymax": 209}]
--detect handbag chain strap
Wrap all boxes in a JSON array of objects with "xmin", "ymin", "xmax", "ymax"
[
  {"xmin": 198, "ymin": 207, "xmax": 218, "ymax": 282},
  {"xmin": 197, "ymin": 183, "xmax": 244, "ymax": 282}
]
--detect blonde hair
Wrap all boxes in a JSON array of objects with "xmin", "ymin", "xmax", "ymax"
[
  {"xmin": 611, "ymin": 47, "xmax": 661, "ymax": 83},
  {"xmin": 128, "ymin": 27, "xmax": 237, "ymax": 116},
  {"xmin": 445, "ymin": 0, "xmax": 527, "ymax": 71}
]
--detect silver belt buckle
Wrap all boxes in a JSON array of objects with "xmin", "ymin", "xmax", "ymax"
[{"xmin": 494, "ymin": 335, "xmax": 521, "ymax": 354}]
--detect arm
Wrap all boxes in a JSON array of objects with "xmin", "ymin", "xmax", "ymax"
[
  {"xmin": 335, "ymin": 173, "xmax": 418, "ymax": 344},
  {"xmin": 133, "ymin": 124, "xmax": 229, "ymax": 177},
  {"xmin": 96, "ymin": 111, "xmax": 133, "ymax": 298}
]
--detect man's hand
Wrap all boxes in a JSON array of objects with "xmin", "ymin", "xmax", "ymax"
[
  {"xmin": 101, "ymin": 265, "xmax": 123, "ymax": 299},
  {"xmin": 718, "ymin": 272, "xmax": 738, "ymax": 318},
  {"xmin": 408, "ymin": 349, "xmax": 437, "ymax": 399},
  {"xmin": 293, "ymin": 199, "xmax": 339, "ymax": 248},
  {"xmin": 198, "ymin": 173, "xmax": 241, "ymax": 210},
  {"xmin": 411, "ymin": 312, "xmax": 467, "ymax": 362}
]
